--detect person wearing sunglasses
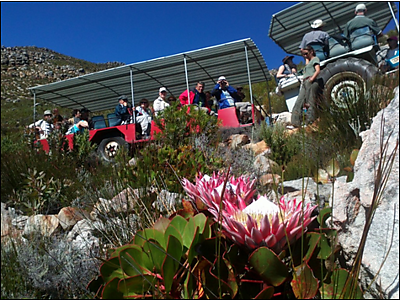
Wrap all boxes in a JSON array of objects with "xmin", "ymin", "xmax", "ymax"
[{"xmin": 291, "ymin": 45, "xmax": 321, "ymax": 128}]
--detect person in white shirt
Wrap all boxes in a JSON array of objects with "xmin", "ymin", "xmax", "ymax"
[
  {"xmin": 153, "ymin": 87, "xmax": 170, "ymax": 116},
  {"xmin": 27, "ymin": 110, "xmax": 54, "ymax": 139},
  {"xmin": 135, "ymin": 98, "xmax": 153, "ymax": 138}
]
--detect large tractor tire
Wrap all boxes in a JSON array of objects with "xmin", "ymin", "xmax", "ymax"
[
  {"xmin": 319, "ymin": 57, "xmax": 379, "ymax": 109},
  {"xmin": 97, "ymin": 137, "xmax": 128, "ymax": 162}
]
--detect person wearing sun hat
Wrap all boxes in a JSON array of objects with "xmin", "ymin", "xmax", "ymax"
[
  {"xmin": 299, "ymin": 19, "xmax": 330, "ymax": 63},
  {"xmin": 276, "ymin": 55, "xmax": 297, "ymax": 81},
  {"xmin": 27, "ymin": 109, "xmax": 55, "ymax": 139},
  {"xmin": 343, "ymin": 3, "xmax": 382, "ymax": 41}
]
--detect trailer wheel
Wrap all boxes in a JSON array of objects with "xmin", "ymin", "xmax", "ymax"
[
  {"xmin": 319, "ymin": 58, "xmax": 379, "ymax": 109},
  {"xmin": 97, "ymin": 137, "xmax": 128, "ymax": 162}
]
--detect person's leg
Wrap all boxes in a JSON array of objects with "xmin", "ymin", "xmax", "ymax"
[
  {"xmin": 291, "ymin": 83, "xmax": 307, "ymax": 127},
  {"xmin": 305, "ymin": 81, "xmax": 320, "ymax": 124}
]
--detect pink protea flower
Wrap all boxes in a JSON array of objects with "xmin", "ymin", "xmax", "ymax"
[
  {"xmin": 222, "ymin": 196, "xmax": 317, "ymax": 253},
  {"xmin": 182, "ymin": 173, "xmax": 316, "ymax": 253},
  {"xmin": 182, "ymin": 172, "xmax": 256, "ymax": 216}
]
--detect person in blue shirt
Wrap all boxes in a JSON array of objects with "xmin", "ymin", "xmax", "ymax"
[
  {"xmin": 115, "ymin": 95, "xmax": 132, "ymax": 125},
  {"xmin": 381, "ymin": 36, "xmax": 399, "ymax": 72},
  {"xmin": 66, "ymin": 120, "xmax": 89, "ymax": 134},
  {"xmin": 211, "ymin": 76, "xmax": 242, "ymax": 110}
]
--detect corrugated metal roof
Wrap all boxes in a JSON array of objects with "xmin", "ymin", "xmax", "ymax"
[
  {"xmin": 29, "ymin": 38, "xmax": 270, "ymax": 113},
  {"xmin": 268, "ymin": 1, "xmax": 398, "ymax": 56}
]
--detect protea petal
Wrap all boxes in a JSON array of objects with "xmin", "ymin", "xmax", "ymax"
[
  {"xmin": 260, "ymin": 215, "xmax": 271, "ymax": 237},
  {"xmin": 265, "ymin": 234, "xmax": 277, "ymax": 249},
  {"xmin": 245, "ymin": 235, "xmax": 259, "ymax": 250},
  {"xmin": 250, "ymin": 227, "xmax": 264, "ymax": 245}
]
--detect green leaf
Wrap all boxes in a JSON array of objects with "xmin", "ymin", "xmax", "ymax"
[
  {"xmin": 165, "ymin": 224, "xmax": 183, "ymax": 245},
  {"xmin": 224, "ymin": 244, "xmax": 248, "ymax": 274},
  {"xmin": 195, "ymin": 237, "xmax": 219, "ymax": 263},
  {"xmin": 208, "ymin": 256, "xmax": 238, "ymax": 297},
  {"xmin": 193, "ymin": 213, "xmax": 207, "ymax": 235},
  {"xmin": 291, "ymin": 262, "xmax": 319, "ymax": 299},
  {"xmin": 119, "ymin": 245, "xmax": 150, "ymax": 277},
  {"xmin": 101, "ymin": 277, "xmax": 123, "ymax": 299},
  {"xmin": 109, "ymin": 244, "xmax": 137, "ymax": 259},
  {"xmin": 317, "ymin": 207, "xmax": 332, "ymax": 229},
  {"xmin": 100, "ymin": 257, "xmax": 125, "ymax": 282},
  {"xmin": 153, "ymin": 216, "xmax": 171, "ymax": 233},
  {"xmin": 135, "ymin": 228, "xmax": 166, "ymax": 249},
  {"xmin": 249, "ymin": 247, "xmax": 289, "ymax": 286},
  {"xmin": 254, "ymin": 286, "xmax": 274, "ymax": 299},
  {"xmin": 316, "ymin": 234, "xmax": 332, "ymax": 260},
  {"xmin": 321, "ymin": 269, "xmax": 363, "ymax": 299},
  {"xmin": 118, "ymin": 274, "xmax": 155, "ymax": 296},
  {"xmin": 169, "ymin": 214, "xmax": 188, "ymax": 236},
  {"xmin": 183, "ymin": 215, "xmax": 196, "ymax": 249},
  {"xmin": 87, "ymin": 276, "xmax": 104, "ymax": 297},
  {"xmin": 162, "ymin": 235, "xmax": 183, "ymax": 294},
  {"xmin": 187, "ymin": 226, "xmax": 200, "ymax": 265},
  {"xmin": 302, "ymin": 232, "xmax": 322, "ymax": 263},
  {"xmin": 143, "ymin": 239, "xmax": 166, "ymax": 274}
]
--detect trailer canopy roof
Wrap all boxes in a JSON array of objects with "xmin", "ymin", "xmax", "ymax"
[
  {"xmin": 29, "ymin": 38, "xmax": 270, "ymax": 113},
  {"xmin": 268, "ymin": 1, "xmax": 398, "ymax": 56}
]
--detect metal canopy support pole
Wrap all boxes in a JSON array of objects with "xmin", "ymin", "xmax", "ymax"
[
  {"xmin": 130, "ymin": 68, "xmax": 136, "ymax": 123},
  {"xmin": 33, "ymin": 90, "xmax": 36, "ymax": 123},
  {"xmin": 183, "ymin": 54, "xmax": 190, "ymax": 104},
  {"xmin": 388, "ymin": 2, "xmax": 399, "ymax": 33},
  {"xmin": 244, "ymin": 44, "xmax": 253, "ymax": 106},
  {"xmin": 244, "ymin": 43, "xmax": 255, "ymax": 139}
]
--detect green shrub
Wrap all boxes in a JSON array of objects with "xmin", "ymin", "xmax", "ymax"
[{"xmin": 259, "ymin": 122, "xmax": 301, "ymax": 167}]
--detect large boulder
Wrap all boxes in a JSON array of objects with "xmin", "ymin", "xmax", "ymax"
[{"xmin": 331, "ymin": 87, "xmax": 399, "ymax": 299}]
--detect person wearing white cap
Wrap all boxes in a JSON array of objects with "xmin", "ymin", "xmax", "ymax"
[
  {"xmin": 299, "ymin": 19, "xmax": 330, "ymax": 63},
  {"xmin": 211, "ymin": 76, "xmax": 242, "ymax": 110},
  {"xmin": 211, "ymin": 76, "xmax": 253, "ymax": 123},
  {"xmin": 343, "ymin": 3, "xmax": 382, "ymax": 41},
  {"xmin": 27, "ymin": 110, "xmax": 54, "ymax": 139},
  {"xmin": 153, "ymin": 87, "xmax": 170, "ymax": 116}
]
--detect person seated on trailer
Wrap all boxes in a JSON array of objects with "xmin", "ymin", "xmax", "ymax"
[
  {"xmin": 343, "ymin": 3, "xmax": 382, "ymax": 43},
  {"xmin": 115, "ymin": 95, "xmax": 133, "ymax": 125},
  {"xmin": 66, "ymin": 120, "xmax": 89, "ymax": 135},
  {"xmin": 52, "ymin": 108, "xmax": 64, "ymax": 125},
  {"xmin": 299, "ymin": 19, "xmax": 330, "ymax": 63},
  {"xmin": 80, "ymin": 108, "xmax": 94, "ymax": 129},
  {"xmin": 135, "ymin": 98, "xmax": 153, "ymax": 139},
  {"xmin": 205, "ymin": 91, "xmax": 218, "ymax": 114},
  {"xmin": 380, "ymin": 35, "xmax": 399, "ymax": 72},
  {"xmin": 235, "ymin": 85, "xmax": 246, "ymax": 101},
  {"xmin": 179, "ymin": 81, "xmax": 211, "ymax": 114},
  {"xmin": 276, "ymin": 55, "xmax": 298, "ymax": 82},
  {"xmin": 67, "ymin": 108, "xmax": 81, "ymax": 127},
  {"xmin": 211, "ymin": 76, "xmax": 252, "ymax": 123},
  {"xmin": 27, "ymin": 110, "xmax": 55, "ymax": 140},
  {"xmin": 153, "ymin": 87, "xmax": 170, "ymax": 116}
]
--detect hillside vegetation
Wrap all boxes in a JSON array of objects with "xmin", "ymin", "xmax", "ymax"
[{"xmin": 1, "ymin": 45, "xmax": 125, "ymax": 137}]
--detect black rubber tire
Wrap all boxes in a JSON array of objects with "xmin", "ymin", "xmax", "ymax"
[
  {"xmin": 319, "ymin": 57, "xmax": 379, "ymax": 109},
  {"xmin": 97, "ymin": 137, "xmax": 128, "ymax": 162}
]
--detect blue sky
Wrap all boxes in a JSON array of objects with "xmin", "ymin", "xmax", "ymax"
[{"xmin": 1, "ymin": 1, "xmax": 399, "ymax": 71}]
